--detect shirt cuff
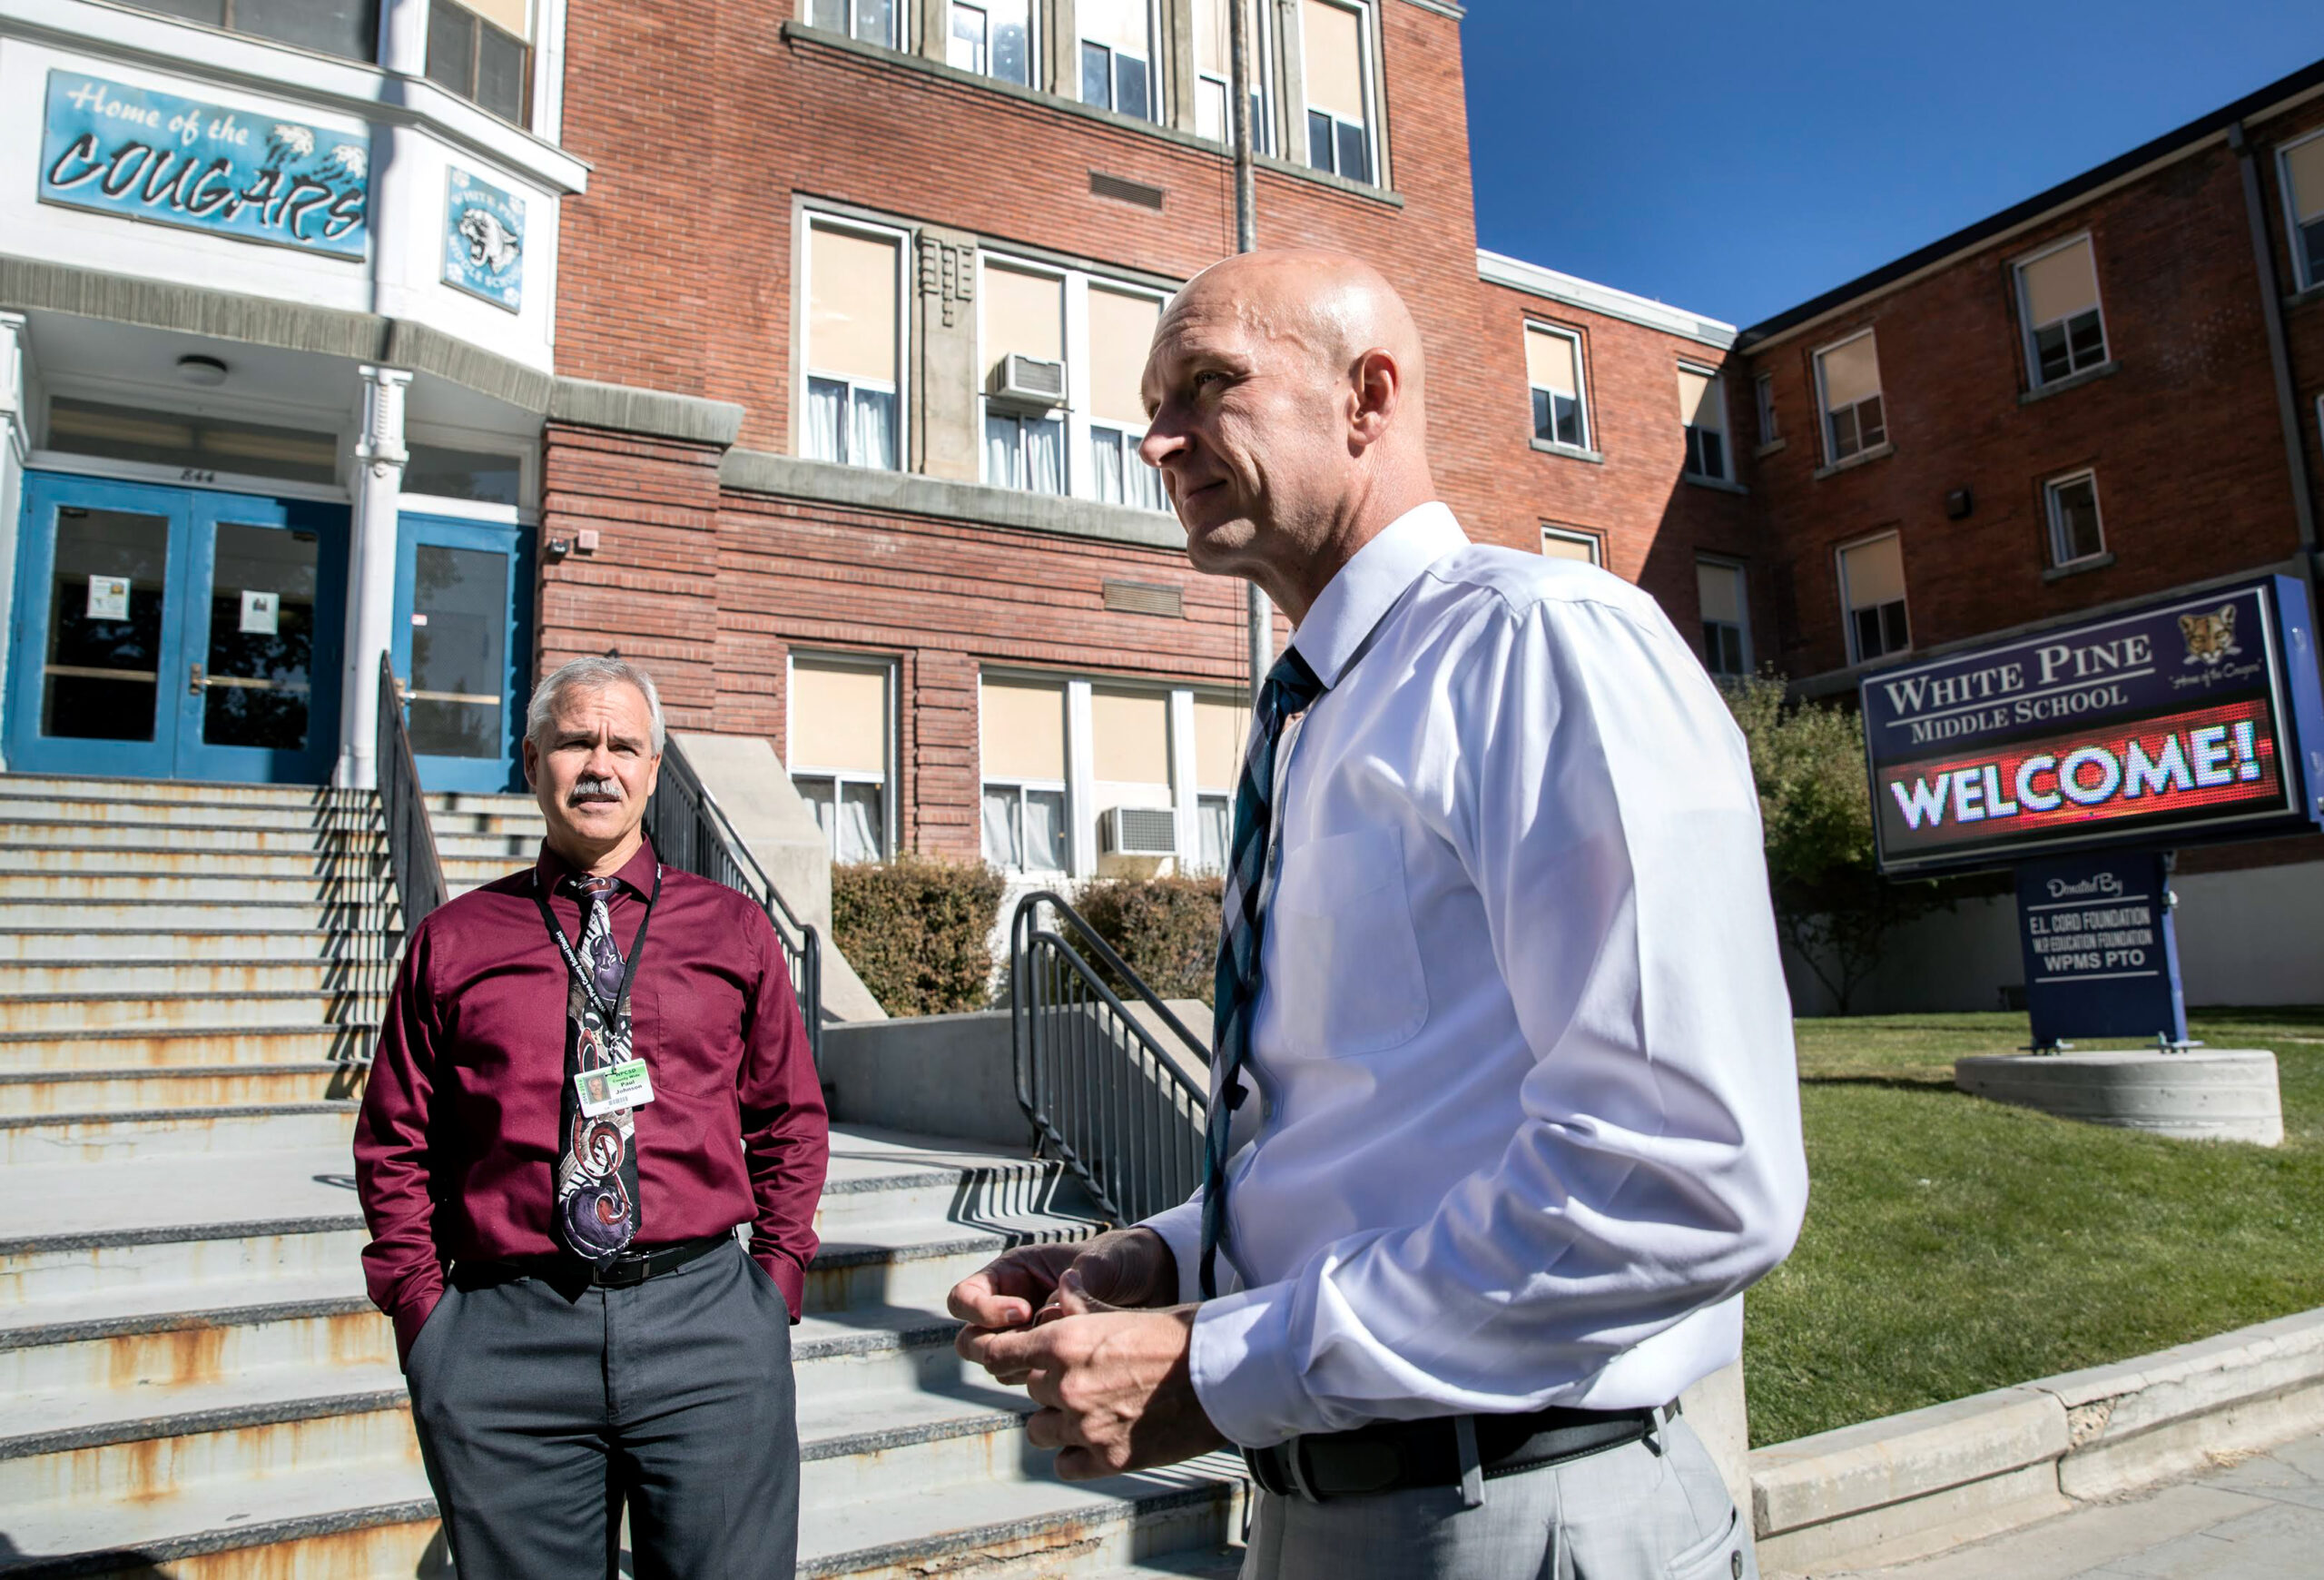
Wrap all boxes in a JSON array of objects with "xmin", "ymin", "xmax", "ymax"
[
  {"xmin": 1187, "ymin": 1279, "xmax": 1323, "ymax": 1449},
  {"xmin": 389, "ymin": 1276, "xmax": 446, "ymax": 1368},
  {"xmin": 1137, "ymin": 1200, "xmax": 1206, "ymax": 1308},
  {"xmin": 754, "ymin": 1248, "xmax": 806, "ymax": 1323}
]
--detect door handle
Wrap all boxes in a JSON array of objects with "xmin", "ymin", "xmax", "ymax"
[{"xmin": 188, "ymin": 662, "xmax": 204, "ymax": 696}]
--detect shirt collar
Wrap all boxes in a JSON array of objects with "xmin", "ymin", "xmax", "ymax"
[
  {"xmin": 533, "ymin": 835, "xmax": 660, "ymax": 899},
  {"xmin": 1287, "ymin": 501, "xmax": 1469, "ymax": 687}
]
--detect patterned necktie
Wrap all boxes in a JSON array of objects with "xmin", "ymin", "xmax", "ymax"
[
  {"xmin": 1200, "ymin": 647, "xmax": 1327, "ymax": 1299},
  {"xmin": 553, "ymin": 874, "xmax": 641, "ymax": 1262}
]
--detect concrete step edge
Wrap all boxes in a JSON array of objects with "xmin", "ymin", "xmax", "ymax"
[
  {"xmin": 794, "ymin": 1304, "xmax": 961, "ymax": 1362},
  {"xmin": 799, "ymin": 1473, "xmax": 1242, "ymax": 1580},
  {"xmin": 0, "ymin": 1386, "xmax": 408, "ymax": 1462},
  {"xmin": 0, "ymin": 1210, "xmax": 368, "ymax": 1259},
  {"xmin": 800, "ymin": 1401, "xmax": 1032, "ymax": 1465},
  {"xmin": 0, "ymin": 1101, "xmax": 361, "ymax": 1135},
  {"xmin": 0, "ymin": 1063, "xmax": 347, "ymax": 1086},
  {"xmin": 0, "ymin": 1496, "xmax": 438, "ymax": 1579},
  {"xmin": 812, "ymin": 1219, "xmax": 1099, "ymax": 1270},
  {"xmin": 0, "ymin": 1024, "xmax": 378, "ymax": 1045},
  {"xmin": 0, "ymin": 1294, "xmax": 375, "ymax": 1352}
]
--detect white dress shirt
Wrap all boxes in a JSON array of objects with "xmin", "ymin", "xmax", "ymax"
[{"xmin": 1141, "ymin": 502, "xmax": 1808, "ymax": 1450}]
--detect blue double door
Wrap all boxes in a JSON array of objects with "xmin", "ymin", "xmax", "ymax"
[{"xmin": 5, "ymin": 473, "xmax": 348, "ymax": 783}]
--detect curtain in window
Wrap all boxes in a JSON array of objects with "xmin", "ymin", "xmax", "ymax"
[
  {"xmin": 807, "ymin": 379, "xmax": 846, "ymax": 464},
  {"xmin": 1024, "ymin": 788, "xmax": 1068, "ymax": 869},
  {"xmin": 1023, "ymin": 417, "xmax": 1065, "ymax": 495},
  {"xmin": 1092, "ymin": 430, "xmax": 1126, "ymax": 504},
  {"xmin": 985, "ymin": 414, "xmax": 1020, "ymax": 489},
  {"xmin": 851, "ymin": 388, "xmax": 897, "ymax": 470},
  {"xmin": 981, "ymin": 786, "xmax": 1020, "ymax": 868},
  {"xmin": 1126, "ymin": 452, "xmax": 1164, "ymax": 511},
  {"xmin": 836, "ymin": 782, "xmax": 883, "ymax": 863},
  {"xmin": 1198, "ymin": 796, "xmax": 1230, "ymax": 873}
]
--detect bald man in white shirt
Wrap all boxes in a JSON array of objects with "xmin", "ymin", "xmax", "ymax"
[{"xmin": 949, "ymin": 250, "xmax": 1807, "ymax": 1580}]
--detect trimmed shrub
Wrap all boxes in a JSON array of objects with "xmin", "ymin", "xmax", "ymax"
[
  {"xmin": 831, "ymin": 854, "xmax": 1008, "ymax": 1017},
  {"xmin": 1076, "ymin": 874, "xmax": 1225, "ymax": 1006}
]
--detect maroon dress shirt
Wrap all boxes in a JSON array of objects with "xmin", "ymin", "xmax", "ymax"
[{"xmin": 353, "ymin": 839, "xmax": 829, "ymax": 1361}]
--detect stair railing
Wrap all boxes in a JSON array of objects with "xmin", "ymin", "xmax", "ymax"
[
  {"xmin": 378, "ymin": 654, "xmax": 449, "ymax": 931},
  {"xmin": 1009, "ymin": 891, "xmax": 1211, "ymax": 1226},
  {"xmin": 642, "ymin": 736, "xmax": 823, "ymax": 1071}
]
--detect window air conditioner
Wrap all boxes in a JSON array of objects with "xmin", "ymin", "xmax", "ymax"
[
  {"xmin": 991, "ymin": 353, "xmax": 1068, "ymax": 409},
  {"xmin": 1100, "ymin": 805, "xmax": 1178, "ymax": 857}
]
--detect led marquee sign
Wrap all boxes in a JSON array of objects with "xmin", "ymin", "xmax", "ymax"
[{"xmin": 1861, "ymin": 576, "xmax": 2324, "ymax": 874}]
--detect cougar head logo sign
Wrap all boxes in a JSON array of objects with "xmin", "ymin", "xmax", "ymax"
[{"xmin": 2179, "ymin": 605, "xmax": 2240, "ymax": 667}]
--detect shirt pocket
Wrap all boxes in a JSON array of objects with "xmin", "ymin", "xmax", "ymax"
[
  {"xmin": 1265, "ymin": 825, "xmax": 1430, "ymax": 1060},
  {"xmin": 630, "ymin": 973, "xmax": 742, "ymax": 1100}
]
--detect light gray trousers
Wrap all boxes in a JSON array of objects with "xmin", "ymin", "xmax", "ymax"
[{"xmin": 1240, "ymin": 1413, "xmax": 1756, "ymax": 1580}]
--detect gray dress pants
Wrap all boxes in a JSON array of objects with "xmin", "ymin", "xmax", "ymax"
[
  {"xmin": 402, "ymin": 1237, "xmax": 800, "ymax": 1579},
  {"xmin": 1241, "ymin": 1413, "xmax": 1755, "ymax": 1580}
]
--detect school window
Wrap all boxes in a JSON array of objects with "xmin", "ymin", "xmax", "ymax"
[
  {"xmin": 1524, "ymin": 326, "xmax": 1588, "ymax": 450},
  {"xmin": 1088, "ymin": 288, "xmax": 1167, "ymax": 511},
  {"xmin": 1193, "ymin": 0, "xmax": 1272, "ymax": 149},
  {"xmin": 2016, "ymin": 236, "xmax": 2108, "ymax": 386},
  {"xmin": 1817, "ymin": 331, "xmax": 1886, "ymax": 465},
  {"xmin": 1839, "ymin": 533, "xmax": 1910, "ymax": 664},
  {"xmin": 2044, "ymin": 471, "xmax": 2106, "ymax": 567},
  {"xmin": 1539, "ymin": 527, "xmax": 1600, "ymax": 565},
  {"xmin": 1080, "ymin": 0, "xmax": 1157, "ymax": 121},
  {"xmin": 982, "ymin": 262, "xmax": 1068, "ymax": 495},
  {"xmin": 789, "ymin": 656, "xmax": 894, "ymax": 864},
  {"xmin": 1697, "ymin": 559, "xmax": 1750, "ymax": 678},
  {"xmin": 803, "ymin": 222, "xmax": 902, "ymax": 471},
  {"xmin": 426, "ymin": 0, "xmax": 532, "ymax": 123},
  {"xmin": 2279, "ymin": 133, "xmax": 2324, "ymax": 290},
  {"xmin": 980, "ymin": 676, "xmax": 1070, "ymax": 873},
  {"xmin": 1679, "ymin": 366, "xmax": 1729, "ymax": 481},
  {"xmin": 947, "ymin": 0, "xmax": 1032, "ymax": 83},
  {"xmin": 132, "ymin": 0, "xmax": 380, "ymax": 64},
  {"xmin": 1091, "ymin": 686, "xmax": 1176, "ymax": 870},
  {"xmin": 1193, "ymin": 692, "xmax": 1251, "ymax": 873},
  {"xmin": 810, "ymin": 0, "xmax": 897, "ymax": 47},
  {"xmin": 1755, "ymin": 373, "xmax": 1778, "ymax": 445},
  {"xmin": 1299, "ymin": 0, "xmax": 1374, "ymax": 184}
]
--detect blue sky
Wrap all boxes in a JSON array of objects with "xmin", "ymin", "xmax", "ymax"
[{"xmin": 1462, "ymin": 2, "xmax": 2324, "ymax": 330}]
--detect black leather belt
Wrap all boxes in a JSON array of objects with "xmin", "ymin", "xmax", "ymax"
[
  {"xmin": 1243, "ymin": 1405, "xmax": 1664, "ymax": 1503},
  {"xmin": 461, "ymin": 1232, "xmax": 734, "ymax": 1290}
]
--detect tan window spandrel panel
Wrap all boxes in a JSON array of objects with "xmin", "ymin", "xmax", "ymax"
[
  {"xmin": 1193, "ymin": 695, "xmax": 1251, "ymax": 790},
  {"xmin": 2021, "ymin": 239, "xmax": 2100, "ymax": 328},
  {"xmin": 1679, "ymin": 368, "xmax": 1724, "ymax": 432},
  {"xmin": 1301, "ymin": 0, "xmax": 1366, "ymax": 123},
  {"xmin": 1196, "ymin": 0, "xmax": 1264, "ymax": 75},
  {"xmin": 1082, "ymin": 0, "xmax": 1151, "ymax": 54},
  {"xmin": 1088, "ymin": 288, "xmax": 1163, "ymax": 427},
  {"xmin": 1842, "ymin": 536, "xmax": 1905, "ymax": 610},
  {"xmin": 1524, "ymin": 328, "xmax": 1578, "ymax": 396},
  {"xmin": 809, "ymin": 227, "xmax": 899, "ymax": 385},
  {"xmin": 981, "ymin": 676, "xmax": 1067, "ymax": 782},
  {"xmin": 985, "ymin": 264, "xmax": 1064, "ymax": 373},
  {"xmin": 1697, "ymin": 562, "xmax": 1743, "ymax": 626},
  {"xmin": 1540, "ymin": 530, "xmax": 1598, "ymax": 565},
  {"xmin": 2286, "ymin": 136, "xmax": 2324, "ymax": 222},
  {"xmin": 456, "ymin": 0, "xmax": 532, "ymax": 39},
  {"xmin": 792, "ymin": 661, "xmax": 889, "ymax": 775},
  {"xmin": 1819, "ymin": 334, "xmax": 1881, "ymax": 410},
  {"xmin": 1091, "ymin": 688, "xmax": 1171, "ymax": 785}
]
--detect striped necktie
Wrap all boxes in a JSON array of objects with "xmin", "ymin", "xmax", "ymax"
[{"xmin": 1200, "ymin": 647, "xmax": 1326, "ymax": 1300}]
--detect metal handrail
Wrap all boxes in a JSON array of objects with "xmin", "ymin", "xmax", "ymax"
[
  {"xmin": 1009, "ymin": 890, "xmax": 1211, "ymax": 1225},
  {"xmin": 377, "ymin": 654, "xmax": 448, "ymax": 931},
  {"xmin": 642, "ymin": 736, "xmax": 823, "ymax": 1070}
]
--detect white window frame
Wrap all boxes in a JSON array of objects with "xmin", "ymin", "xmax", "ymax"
[
  {"xmin": 1837, "ymin": 529, "xmax": 1911, "ymax": 667},
  {"xmin": 800, "ymin": 212, "xmax": 910, "ymax": 472},
  {"xmin": 805, "ymin": 0, "xmax": 901, "ymax": 49},
  {"xmin": 979, "ymin": 252, "xmax": 1072, "ymax": 496},
  {"xmin": 1079, "ymin": 280, "xmax": 1170, "ymax": 511},
  {"xmin": 1679, "ymin": 361, "xmax": 1730, "ymax": 482},
  {"xmin": 981, "ymin": 779, "xmax": 1071, "ymax": 873},
  {"xmin": 2014, "ymin": 232, "xmax": 2110, "ymax": 388},
  {"xmin": 1540, "ymin": 525, "xmax": 1602, "ymax": 565},
  {"xmin": 948, "ymin": 0, "xmax": 1035, "ymax": 84},
  {"xmin": 1088, "ymin": 423, "xmax": 1166, "ymax": 509},
  {"xmin": 1814, "ymin": 330, "xmax": 1887, "ymax": 467},
  {"xmin": 1296, "ymin": 0, "xmax": 1381, "ymax": 186},
  {"xmin": 786, "ymin": 650, "xmax": 897, "ymax": 864},
  {"xmin": 1523, "ymin": 323, "xmax": 1590, "ymax": 452},
  {"xmin": 1754, "ymin": 372, "xmax": 1777, "ymax": 446},
  {"xmin": 2043, "ymin": 469, "xmax": 2107, "ymax": 568},
  {"xmin": 2279, "ymin": 129, "xmax": 2324, "ymax": 291},
  {"xmin": 1079, "ymin": 0, "xmax": 1160, "ymax": 122},
  {"xmin": 1196, "ymin": 2, "xmax": 1276, "ymax": 153},
  {"xmin": 1695, "ymin": 556, "xmax": 1752, "ymax": 679}
]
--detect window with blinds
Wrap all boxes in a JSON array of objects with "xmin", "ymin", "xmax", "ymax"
[
  {"xmin": 1839, "ymin": 533, "xmax": 1909, "ymax": 664},
  {"xmin": 980, "ymin": 676, "xmax": 1069, "ymax": 872},
  {"xmin": 1300, "ymin": 0, "xmax": 1374, "ymax": 184},
  {"xmin": 1816, "ymin": 332, "xmax": 1886, "ymax": 465},
  {"xmin": 1080, "ymin": 0, "xmax": 1157, "ymax": 121},
  {"xmin": 1193, "ymin": 0, "xmax": 1273, "ymax": 149},
  {"xmin": 1192, "ymin": 693, "xmax": 1250, "ymax": 873},
  {"xmin": 1679, "ymin": 366, "xmax": 1728, "ymax": 481},
  {"xmin": 426, "ymin": 0, "xmax": 530, "ymax": 124},
  {"xmin": 804, "ymin": 223, "xmax": 902, "ymax": 472},
  {"xmin": 2016, "ymin": 236, "xmax": 2108, "ymax": 386},
  {"xmin": 1088, "ymin": 288, "xmax": 1167, "ymax": 511},
  {"xmin": 2280, "ymin": 133, "xmax": 2324, "ymax": 291},
  {"xmin": 983, "ymin": 262, "xmax": 1068, "ymax": 495},
  {"xmin": 1525, "ymin": 326, "xmax": 1588, "ymax": 450},
  {"xmin": 1696, "ymin": 560, "xmax": 1749, "ymax": 678},
  {"xmin": 1540, "ymin": 527, "xmax": 1600, "ymax": 565},
  {"xmin": 132, "ymin": 0, "xmax": 379, "ymax": 64},
  {"xmin": 790, "ymin": 657, "xmax": 893, "ymax": 864}
]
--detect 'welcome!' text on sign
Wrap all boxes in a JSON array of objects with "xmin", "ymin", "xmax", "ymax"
[
  {"xmin": 38, "ymin": 72, "xmax": 369, "ymax": 259},
  {"xmin": 1861, "ymin": 578, "xmax": 2322, "ymax": 873}
]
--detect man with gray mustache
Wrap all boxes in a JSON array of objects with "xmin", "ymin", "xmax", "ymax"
[{"xmin": 355, "ymin": 655, "xmax": 828, "ymax": 1575}]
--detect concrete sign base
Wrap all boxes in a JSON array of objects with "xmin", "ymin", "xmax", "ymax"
[{"xmin": 1954, "ymin": 1050, "xmax": 2282, "ymax": 1145}]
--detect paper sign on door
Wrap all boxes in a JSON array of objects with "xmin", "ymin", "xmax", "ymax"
[
  {"xmin": 85, "ymin": 575, "xmax": 130, "ymax": 621},
  {"xmin": 240, "ymin": 589, "xmax": 280, "ymax": 636}
]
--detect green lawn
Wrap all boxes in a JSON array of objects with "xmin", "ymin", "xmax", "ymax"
[{"xmin": 1742, "ymin": 1009, "xmax": 2324, "ymax": 1447}]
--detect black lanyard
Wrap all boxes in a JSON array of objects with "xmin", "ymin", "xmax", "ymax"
[{"xmin": 534, "ymin": 864, "xmax": 660, "ymax": 1020}]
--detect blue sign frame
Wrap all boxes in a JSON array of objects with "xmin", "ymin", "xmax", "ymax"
[
  {"xmin": 443, "ymin": 167, "xmax": 525, "ymax": 312},
  {"xmin": 38, "ymin": 71, "xmax": 369, "ymax": 260},
  {"xmin": 1860, "ymin": 575, "xmax": 2324, "ymax": 874}
]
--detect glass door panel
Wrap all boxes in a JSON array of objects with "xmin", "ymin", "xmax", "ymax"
[
  {"xmin": 43, "ymin": 506, "xmax": 173, "ymax": 746},
  {"xmin": 200, "ymin": 521, "xmax": 321, "ymax": 753},
  {"xmin": 409, "ymin": 542, "xmax": 507, "ymax": 759}
]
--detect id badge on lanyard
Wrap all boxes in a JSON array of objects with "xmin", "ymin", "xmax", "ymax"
[{"xmin": 536, "ymin": 865, "xmax": 661, "ymax": 1113}]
